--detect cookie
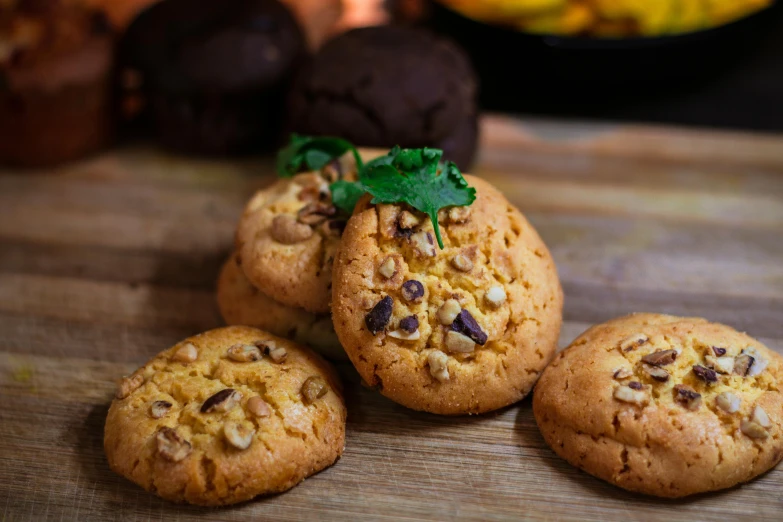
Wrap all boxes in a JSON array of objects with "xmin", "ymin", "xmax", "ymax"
[
  {"xmin": 533, "ymin": 313, "xmax": 783, "ymax": 497},
  {"xmin": 217, "ymin": 251, "xmax": 347, "ymax": 361},
  {"xmin": 120, "ymin": 0, "xmax": 305, "ymax": 155},
  {"xmin": 235, "ymin": 150, "xmax": 383, "ymax": 313},
  {"xmin": 104, "ymin": 326, "xmax": 347, "ymax": 506},
  {"xmin": 331, "ymin": 176, "xmax": 564, "ymax": 415},
  {"xmin": 286, "ymin": 25, "xmax": 479, "ymax": 169}
]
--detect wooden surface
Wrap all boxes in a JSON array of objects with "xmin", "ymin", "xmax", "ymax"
[{"xmin": 1, "ymin": 115, "xmax": 782, "ymax": 521}]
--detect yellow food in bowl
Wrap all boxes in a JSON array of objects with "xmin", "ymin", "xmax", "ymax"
[{"xmin": 437, "ymin": 0, "xmax": 773, "ymax": 37}]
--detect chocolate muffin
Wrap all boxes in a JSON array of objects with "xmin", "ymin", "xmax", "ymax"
[
  {"xmin": 0, "ymin": 0, "xmax": 114, "ymax": 167},
  {"xmin": 121, "ymin": 0, "xmax": 305, "ymax": 156},
  {"xmin": 286, "ymin": 25, "xmax": 479, "ymax": 169}
]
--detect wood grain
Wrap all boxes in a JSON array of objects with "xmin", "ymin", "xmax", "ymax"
[{"xmin": 1, "ymin": 115, "xmax": 782, "ymax": 521}]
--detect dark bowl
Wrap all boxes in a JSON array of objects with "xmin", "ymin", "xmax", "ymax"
[{"xmin": 426, "ymin": 2, "xmax": 782, "ymax": 114}]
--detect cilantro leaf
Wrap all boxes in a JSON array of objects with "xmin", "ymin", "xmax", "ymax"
[
  {"xmin": 330, "ymin": 179, "xmax": 366, "ymax": 214},
  {"xmin": 276, "ymin": 134, "xmax": 363, "ymax": 178},
  {"xmin": 360, "ymin": 147, "xmax": 476, "ymax": 248}
]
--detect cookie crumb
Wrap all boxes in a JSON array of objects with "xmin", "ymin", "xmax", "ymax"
[
  {"xmin": 156, "ymin": 427, "xmax": 192, "ymax": 462},
  {"xmin": 149, "ymin": 400, "xmax": 172, "ymax": 419},
  {"xmin": 171, "ymin": 343, "xmax": 198, "ymax": 364},
  {"xmin": 485, "ymin": 286, "xmax": 506, "ymax": 307},
  {"xmin": 271, "ymin": 215, "xmax": 313, "ymax": 244},
  {"xmin": 201, "ymin": 389, "xmax": 242, "ymax": 413},
  {"xmin": 445, "ymin": 330, "xmax": 475, "ymax": 353},
  {"xmin": 401, "ymin": 280, "xmax": 425, "ymax": 303},
  {"xmin": 715, "ymin": 391, "xmax": 741, "ymax": 413},
  {"xmin": 438, "ymin": 299, "xmax": 461, "ymax": 325},
  {"xmin": 224, "ymin": 421, "xmax": 255, "ymax": 450},
  {"xmin": 301, "ymin": 377, "xmax": 328, "ymax": 404},
  {"xmin": 427, "ymin": 350, "xmax": 450, "ymax": 382},
  {"xmin": 247, "ymin": 396, "xmax": 271, "ymax": 418}
]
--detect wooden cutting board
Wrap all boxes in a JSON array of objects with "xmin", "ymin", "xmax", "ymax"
[{"xmin": 1, "ymin": 115, "xmax": 782, "ymax": 521}]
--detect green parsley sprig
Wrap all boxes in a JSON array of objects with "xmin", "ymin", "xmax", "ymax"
[{"xmin": 275, "ymin": 135, "xmax": 476, "ymax": 249}]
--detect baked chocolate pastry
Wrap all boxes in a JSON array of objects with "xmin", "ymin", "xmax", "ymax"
[
  {"xmin": 286, "ymin": 25, "xmax": 479, "ymax": 169},
  {"xmin": 121, "ymin": 0, "xmax": 305, "ymax": 155},
  {"xmin": 0, "ymin": 0, "xmax": 114, "ymax": 167}
]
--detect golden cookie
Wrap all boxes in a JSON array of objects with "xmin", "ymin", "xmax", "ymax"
[
  {"xmin": 533, "ymin": 313, "xmax": 783, "ymax": 497},
  {"xmin": 217, "ymin": 251, "xmax": 347, "ymax": 361},
  {"xmin": 104, "ymin": 326, "xmax": 347, "ymax": 506},
  {"xmin": 332, "ymin": 175, "xmax": 563, "ymax": 415}
]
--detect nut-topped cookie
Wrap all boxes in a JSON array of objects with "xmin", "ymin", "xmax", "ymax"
[
  {"xmin": 217, "ymin": 251, "xmax": 347, "ymax": 361},
  {"xmin": 533, "ymin": 313, "xmax": 783, "ymax": 497},
  {"xmin": 104, "ymin": 326, "xmax": 346, "ymax": 505},
  {"xmin": 236, "ymin": 148, "xmax": 383, "ymax": 313},
  {"xmin": 332, "ymin": 174, "xmax": 563, "ymax": 415}
]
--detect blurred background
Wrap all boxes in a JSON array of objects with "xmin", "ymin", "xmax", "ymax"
[{"xmin": 1, "ymin": 0, "xmax": 781, "ymax": 168}]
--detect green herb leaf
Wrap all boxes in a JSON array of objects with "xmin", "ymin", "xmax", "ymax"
[
  {"xmin": 276, "ymin": 134, "xmax": 363, "ymax": 178},
  {"xmin": 330, "ymin": 180, "xmax": 366, "ymax": 214},
  {"xmin": 360, "ymin": 147, "xmax": 476, "ymax": 248}
]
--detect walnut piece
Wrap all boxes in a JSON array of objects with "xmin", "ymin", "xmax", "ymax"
[
  {"xmin": 445, "ymin": 330, "xmax": 475, "ymax": 354},
  {"xmin": 620, "ymin": 333, "xmax": 648, "ymax": 352},
  {"xmin": 409, "ymin": 230, "xmax": 436, "ymax": 258},
  {"xmin": 297, "ymin": 202, "xmax": 336, "ymax": 226},
  {"xmin": 398, "ymin": 210, "xmax": 421, "ymax": 230},
  {"xmin": 733, "ymin": 353, "xmax": 755, "ymax": 376},
  {"xmin": 156, "ymin": 427, "xmax": 192, "ymax": 462},
  {"xmin": 705, "ymin": 355, "xmax": 735, "ymax": 374},
  {"xmin": 301, "ymin": 376, "xmax": 329, "ymax": 404},
  {"xmin": 641, "ymin": 349, "xmax": 677, "ymax": 366},
  {"xmin": 271, "ymin": 215, "xmax": 313, "ymax": 244},
  {"xmin": 451, "ymin": 253, "xmax": 473, "ymax": 272},
  {"xmin": 613, "ymin": 368, "xmax": 633, "ymax": 380},
  {"xmin": 149, "ymin": 400, "xmax": 173, "ymax": 419},
  {"xmin": 378, "ymin": 256, "xmax": 397, "ymax": 279},
  {"xmin": 715, "ymin": 391, "xmax": 741, "ymax": 413},
  {"xmin": 224, "ymin": 421, "xmax": 255, "ymax": 450},
  {"xmin": 227, "ymin": 344, "xmax": 263, "ymax": 362},
  {"xmin": 692, "ymin": 364, "xmax": 718, "ymax": 383},
  {"xmin": 268, "ymin": 345, "xmax": 288, "ymax": 363},
  {"xmin": 201, "ymin": 389, "xmax": 242, "ymax": 413},
  {"xmin": 674, "ymin": 384, "xmax": 702, "ymax": 411},
  {"xmin": 438, "ymin": 299, "xmax": 461, "ymax": 325},
  {"xmin": 742, "ymin": 347, "xmax": 769, "ymax": 377},
  {"xmin": 447, "ymin": 206, "xmax": 471, "ymax": 224},
  {"xmin": 247, "ymin": 396, "xmax": 272, "ymax": 418},
  {"xmin": 171, "ymin": 343, "xmax": 198, "ymax": 364},
  {"xmin": 485, "ymin": 286, "xmax": 507, "ymax": 307},
  {"xmin": 115, "ymin": 373, "xmax": 144, "ymax": 399},
  {"xmin": 613, "ymin": 384, "xmax": 649, "ymax": 405},
  {"xmin": 427, "ymin": 350, "xmax": 450, "ymax": 383},
  {"xmin": 641, "ymin": 364, "xmax": 669, "ymax": 382}
]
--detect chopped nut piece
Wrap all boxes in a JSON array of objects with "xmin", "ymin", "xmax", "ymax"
[
  {"xmin": 156, "ymin": 427, "xmax": 191, "ymax": 462},
  {"xmin": 378, "ymin": 256, "xmax": 397, "ymax": 279},
  {"xmin": 365, "ymin": 296, "xmax": 393, "ymax": 335},
  {"xmin": 149, "ymin": 400, "xmax": 172, "ymax": 419},
  {"xmin": 620, "ymin": 333, "xmax": 648, "ymax": 352},
  {"xmin": 267, "ymin": 345, "xmax": 288, "ymax": 363},
  {"xmin": 705, "ymin": 355, "xmax": 734, "ymax": 374},
  {"xmin": 642, "ymin": 364, "xmax": 669, "ymax": 382},
  {"xmin": 271, "ymin": 215, "xmax": 313, "ymax": 244},
  {"xmin": 201, "ymin": 389, "xmax": 242, "ymax": 413},
  {"xmin": 485, "ymin": 286, "xmax": 507, "ymax": 307},
  {"xmin": 437, "ymin": 299, "xmax": 461, "ymax": 325},
  {"xmin": 674, "ymin": 385, "xmax": 702, "ymax": 411},
  {"xmin": 388, "ymin": 329, "xmax": 421, "ymax": 341},
  {"xmin": 401, "ymin": 280, "xmax": 425, "ymax": 303},
  {"xmin": 712, "ymin": 346, "xmax": 727, "ymax": 356},
  {"xmin": 301, "ymin": 376, "xmax": 328, "ymax": 404},
  {"xmin": 742, "ymin": 347, "xmax": 768, "ymax": 377},
  {"xmin": 741, "ymin": 420, "xmax": 769, "ymax": 439},
  {"xmin": 116, "ymin": 373, "xmax": 144, "ymax": 399},
  {"xmin": 297, "ymin": 202, "xmax": 336, "ymax": 226},
  {"xmin": 409, "ymin": 230, "xmax": 436, "ymax": 258},
  {"xmin": 321, "ymin": 160, "xmax": 342, "ymax": 183},
  {"xmin": 613, "ymin": 384, "xmax": 648, "ymax": 405},
  {"xmin": 692, "ymin": 365, "xmax": 718, "ymax": 383},
  {"xmin": 451, "ymin": 309, "xmax": 488, "ymax": 345},
  {"xmin": 398, "ymin": 210, "xmax": 421, "ymax": 230},
  {"xmin": 628, "ymin": 381, "xmax": 643, "ymax": 390},
  {"xmin": 613, "ymin": 368, "xmax": 633, "ymax": 380},
  {"xmin": 751, "ymin": 405, "xmax": 771, "ymax": 428},
  {"xmin": 427, "ymin": 350, "xmax": 450, "ymax": 382},
  {"xmin": 399, "ymin": 315, "xmax": 419, "ymax": 333},
  {"xmin": 224, "ymin": 421, "xmax": 255, "ymax": 450},
  {"xmin": 451, "ymin": 253, "xmax": 473, "ymax": 272},
  {"xmin": 733, "ymin": 353, "xmax": 755, "ymax": 376},
  {"xmin": 171, "ymin": 343, "xmax": 198, "ymax": 364},
  {"xmin": 715, "ymin": 392, "xmax": 741, "ymax": 413},
  {"xmin": 641, "ymin": 349, "xmax": 677, "ymax": 366},
  {"xmin": 447, "ymin": 206, "xmax": 471, "ymax": 224},
  {"xmin": 227, "ymin": 344, "xmax": 263, "ymax": 362},
  {"xmin": 320, "ymin": 218, "xmax": 347, "ymax": 237},
  {"xmin": 445, "ymin": 330, "xmax": 475, "ymax": 353},
  {"xmin": 246, "ymin": 396, "xmax": 271, "ymax": 418}
]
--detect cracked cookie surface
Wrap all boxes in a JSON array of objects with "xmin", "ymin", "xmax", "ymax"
[
  {"xmin": 533, "ymin": 313, "xmax": 783, "ymax": 497},
  {"xmin": 332, "ymin": 175, "xmax": 563, "ymax": 415},
  {"xmin": 104, "ymin": 326, "xmax": 346, "ymax": 506},
  {"xmin": 217, "ymin": 251, "xmax": 347, "ymax": 361}
]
